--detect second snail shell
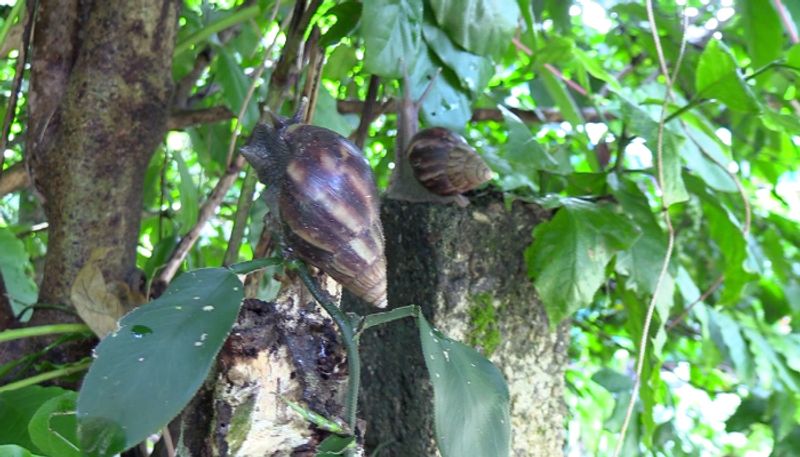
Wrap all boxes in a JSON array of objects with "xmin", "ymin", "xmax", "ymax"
[{"xmin": 407, "ymin": 127, "xmax": 492, "ymax": 196}]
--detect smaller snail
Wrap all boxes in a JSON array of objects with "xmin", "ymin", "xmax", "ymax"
[
  {"xmin": 241, "ymin": 115, "xmax": 387, "ymax": 308},
  {"xmin": 407, "ymin": 127, "xmax": 493, "ymax": 198}
]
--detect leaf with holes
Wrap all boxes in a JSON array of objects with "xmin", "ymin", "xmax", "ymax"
[
  {"xmin": 418, "ymin": 316, "xmax": 510, "ymax": 457},
  {"xmin": 77, "ymin": 268, "xmax": 244, "ymax": 457}
]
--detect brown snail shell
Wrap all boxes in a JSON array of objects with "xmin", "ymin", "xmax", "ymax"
[
  {"xmin": 407, "ymin": 127, "xmax": 492, "ymax": 196},
  {"xmin": 242, "ymin": 121, "xmax": 387, "ymax": 308}
]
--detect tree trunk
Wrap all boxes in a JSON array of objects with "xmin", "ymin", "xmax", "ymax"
[
  {"xmin": 175, "ymin": 277, "xmax": 354, "ymax": 457},
  {"xmin": 349, "ymin": 194, "xmax": 569, "ymax": 457}
]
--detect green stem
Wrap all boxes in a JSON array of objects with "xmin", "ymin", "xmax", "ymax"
[
  {"xmin": 295, "ymin": 263, "xmax": 360, "ymax": 431},
  {"xmin": 360, "ymin": 305, "xmax": 419, "ymax": 331},
  {"xmin": 173, "ymin": 4, "xmax": 260, "ymax": 57},
  {"xmin": 0, "ymin": 0, "xmax": 25, "ymax": 54},
  {"xmin": 0, "ymin": 323, "xmax": 91, "ymax": 343},
  {"xmin": 228, "ymin": 256, "xmax": 283, "ymax": 275},
  {"xmin": 223, "ymin": 166, "xmax": 259, "ymax": 265},
  {"xmin": 663, "ymin": 97, "xmax": 707, "ymax": 124},
  {"xmin": 0, "ymin": 359, "xmax": 92, "ymax": 393}
]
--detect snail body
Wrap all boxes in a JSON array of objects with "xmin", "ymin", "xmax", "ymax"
[
  {"xmin": 242, "ymin": 119, "xmax": 387, "ymax": 308},
  {"xmin": 407, "ymin": 127, "xmax": 492, "ymax": 196}
]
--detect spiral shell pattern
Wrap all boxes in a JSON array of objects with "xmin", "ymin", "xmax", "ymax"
[
  {"xmin": 278, "ymin": 124, "xmax": 387, "ymax": 308},
  {"xmin": 407, "ymin": 127, "xmax": 492, "ymax": 196}
]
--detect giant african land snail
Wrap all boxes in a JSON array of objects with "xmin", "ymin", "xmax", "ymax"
[
  {"xmin": 241, "ymin": 113, "xmax": 388, "ymax": 308},
  {"xmin": 385, "ymin": 73, "xmax": 492, "ymax": 207}
]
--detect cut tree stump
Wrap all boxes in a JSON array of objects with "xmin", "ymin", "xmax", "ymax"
[{"xmin": 348, "ymin": 193, "xmax": 569, "ymax": 457}]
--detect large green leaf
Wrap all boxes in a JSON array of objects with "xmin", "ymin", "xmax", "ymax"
[
  {"xmin": 538, "ymin": 65, "xmax": 583, "ymax": 127},
  {"xmin": 695, "ymin": 39, "xmax": 760, "ymax": 112},
  {"xmin": 0, "ymin": 386, "xmax": 71, "ymax": 453},
  {"xmin": 28, "ymin": 392, "xmax": 80, "ymax": 457},
  {"xmin": 428, "ymin": 0, "xmax": 520, "ymax": 58},
  {"xmin": 0, "ymin": 227, "xmax": 38, "ymax": 318},
  {"xmin": 77, "ymin": 268, "xmax": 244, "ymax": 456},
  {"xmin": 610, "ymin": 176, "xmax": 669, "ymax": 295},
  {"xmin": 525, "ymin": 199, "xmax": 640, "ymax": 325},
  {"xmin": 362, "ymin": 0, "xmax": 423, "ymax": 78},
  {"xmin": 408, "ymin": 47, "xmax": 472, "ymax": 130},
  {"xmin": 737, "ymin": 0, "xmax": 783, "ymax": 71},
  {"xmin": 422, "ymin": 21, "xmax": 493, "ymax": 96},
  {"xmin": 418, "ymin": 316, "xmax": 510, "ymax": 457}
]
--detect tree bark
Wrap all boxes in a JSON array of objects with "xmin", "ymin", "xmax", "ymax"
[
  {"xmin": 348, "ymin": 194, "xmax": 569, "ymax": 457},
  {"xmin": 175, "ymin": 279, "xmax": 354, "ymax": 456},
  {"xmin": 30, "ymin": 0, "xmax": 179, "ymax": 307},
  {"xmin": 0, "ymin": 0, "xmax": 180, "ymax": 369}
]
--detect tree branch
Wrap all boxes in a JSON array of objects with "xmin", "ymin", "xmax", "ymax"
[
  {"xmin": 166, "ymin": 106, "xmax": 235, "ymax": 130},
  {"xmin": 336, "ymin": 99, "xmax": 607, "ymax": 124},
  {"xmin": 0, "ymin": 161, "xmax": 29, "ymax": 196}
]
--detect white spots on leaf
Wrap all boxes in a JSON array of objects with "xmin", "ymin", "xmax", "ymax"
[
  {"xmin": 174, "ymin": 306, "xmax": 183, "ymax": 310},
  {"xmin": 138, "ymin": 357, "xmax": 145, "ymax": 362},
  {"xmin": 193, "ymin": 296, "xmax": 201, "ymax": 300},
  {"xmin": 442, "ymin": 350, "xmax": 450, "ymax": 362},
  {"xmin": 194, "ymin": 341, "xmax": 203, "ymax": 347},
  {"xmin": 434, "ymin": 373, "xmax": 440, "ymax": 378},
  {"xmin": 203, "ymin": 305, "xmax": 215, "ymax": 311}
]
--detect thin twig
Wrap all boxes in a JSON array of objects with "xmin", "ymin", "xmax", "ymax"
[
  {"xmin": 774, "ymin": 0, "xmax": 799, "ymax": 44},
  {"xmin": 156, "ymin": 154, "xmax": 247, "ymax": 284},
  {"xmin": 0, "ymin": 0, "xmax": 34, "ymax": 178},
  {"xmin": 224, "ymin": 0, "xmax": 282, "ymax": 168},
  {"xmin": 352, "ymin": 75, "xmax": 381, "ymax": 149},
  {"xmin": 665, "ymin": 274, "xmax": 725, "ymax": 332},
  {"xmin": 162, "ymin": 426, "xmax": 175, "ymax": 457},
  {"xmin": 613, "ymin": 4, "xmax": 688, "ymax": 456}
]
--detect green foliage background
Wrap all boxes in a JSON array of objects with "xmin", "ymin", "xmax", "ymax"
[{"xmin": 0, "ymin": 0, "xmax": 799, "ymax": 455}]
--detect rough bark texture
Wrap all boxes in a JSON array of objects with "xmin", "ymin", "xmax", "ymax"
[
  {"xmin": 176, "ymin": 279, "xmax": 355, "ymax": 457},
  {"xmin": 31, "ymin": 0, "xmax": 179, "ymax": 307},
  {"xmin": 348, "ymin": 194, "xmax": 569, "ymax": 457}
]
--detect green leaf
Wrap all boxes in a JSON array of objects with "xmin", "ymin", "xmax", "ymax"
[
  {"xmin": 418, "ymin": 316, "xmax": 510, "ymax": 457},
  {"xmin": 695, "ymin": 39, "xmax": 760, "ymax": 112},
  {"xmin": 574, "ymin": 48, "xmax": 622, "ymax": 93},
  {"xmin": 0, "ymin": 226, "xmax": 38, "ymax": 318},
  {"xmin": 618, "ymin": 98, "xmax": 689, "ymax": 206},
  {"xmin": 428, "ymin": 0, "xmax": 520, "ymax": 58},
  {"xmin": 525, "ymin": 199, "xmax": 640, "ymax": 325},
  {"xmin": 538, "ymin": 65, "xmax": 583, "ymax": 127},
  {"xmin": 501, "ymin": 105, "xmax": 568, "ymax": 175},
  {"xmin": 315, "ymin": 435, "xmax": 355, "ymax": 456},
  {"xmin": 0, "ymin": 445, "xmax": 45, "ymax": 457},
  {"xmin": 709, "ymin": 310, "xmax": 754, "ymax": 384},
  {"xmin": 409, "ymin": 47, "xmax": 472, "ymax": 130},
  {"xmin": 312, "ymin": 87, "xmax": 359, "ymax": 137},
  {"xmin": 214, "ymin": 46, "xmax": 259, "ymax": 130},
  {"xmin": 534, "ymin": 37, "xmax": 575, "ymax": 65},
  {"xmin": 0, "ymin": 386, "xmax": 71, "ymax": 453},
  {"xmin": 174, "ymin": 151, "xmax": 199, "ymax": 233},
  {"xmin": 320, "ymin": 1, "xmax": 362, "ymax": 48},
  {"xmin": 362, "ymin": 0, "xmax": 423, "ymax": 78},
  {"xmin": 77, "ymin": 268, "xmax": 244, "ymax": 456},
  {"xmin": 726, "ymin": 395, "xmax": 767, "ymax": 432},
  {"xmin": 28, "ymin": 392, "xmax": 80, "ymax": 457},
  {"xmin": 737, "ymin": 0, "xmax": 783, "ymax": 71},
  {"xmin": 610, "ymin": 176, "xmax": 669, "ymax": 295},
  {"xmin": 761, "ymin": 109, "xmax": 800, "ymax": 136},
  {"xmin": 681, "ymin": 125, "xmax": 737, "ymax": 192},
  {"xmin": 591, "ymin": 368, "xmax": 633, "ymax": 393},
  {"xmin": 323, "ymin": 45, "xmax": 358, "ymax": 81},
  {"xmin": 422, "ymin": 21, "xmax": 493, "ymax": 95}
]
